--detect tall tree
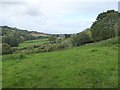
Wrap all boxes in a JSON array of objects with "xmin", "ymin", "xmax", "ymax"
[{"xmin": 91, "ymin": 10, "xmax": 119, "ymax": 41}]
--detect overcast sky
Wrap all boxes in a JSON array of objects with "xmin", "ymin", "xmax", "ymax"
[{"xmin": 0, "ymin": 0, "xmax": 119, "ymax": 34}]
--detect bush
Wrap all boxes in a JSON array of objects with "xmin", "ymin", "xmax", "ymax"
[
  {"xmin": 71, "ymin": 31, "xmax": 93, "ymax": 47},
  {"xmin": 37, "ymin": 43, "xmax": 68, "ymax": 53},
  {"xmin": 95, "ymin": 37, "xmax": 118, "ymax": 46},
  {"xmin": 11, "ymin": 47, "xmax": 19, "ymax": 53},
  {"xmin": 2, "ymin": 43, "xmax": 12, "ymax": 55},
  {"xmin": 44, "ymin": 45, "xmax": 56, "ymax": 52},
  {"xmin": 56, "ymin": 44, "xmax": 65, "ymax": 50},
  {"xmin": 56, "ymin": 43, "xmax": 68, "ymax": 50},
  {"xmin": 2, "ymin": 36, "xmax": 19, "ymax": 47},
  {"xmin": 23, "ymin": 46, "xmax": 35, "ymax": 54},
  {"xmin": 48, "ymin": 35, "xmax": 56, "ymax": 44},
  {"xmin": 37, "ymin": 44, "xmax": 47, "ymax": 53}
]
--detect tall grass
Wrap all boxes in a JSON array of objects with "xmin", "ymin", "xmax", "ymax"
[{"xmin": 2, "ymin": 37, "xmax": 118, "ymax": 88}]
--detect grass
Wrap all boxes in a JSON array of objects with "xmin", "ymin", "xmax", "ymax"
[
  {"xmin": 30, "ymin": 33, "xmax": 49, "ymax": 37},
  {"xmin": 2, "ymin": 38, "xmax": 118, "ymax": 88},
  {"xmin": 18, "ymin": 39, "xmax": 49, "ymax": 48}
]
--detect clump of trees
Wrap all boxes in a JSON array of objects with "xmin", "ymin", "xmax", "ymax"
[
  {"xmin": 70, "ymin": 10, "xmax": 119, "ymax": 47},
  {"xmin": 90, "ymin": 10, "xmax": 119, "ymax": 42}
]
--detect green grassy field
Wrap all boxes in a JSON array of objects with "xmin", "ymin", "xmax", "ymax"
[
  {"xmin": 2, "ymin": 38, "xmax": 118, "ymax": 88},
  {"xmin": 18, "ymin": 39, "xmax": 49, "ymax": 48}
]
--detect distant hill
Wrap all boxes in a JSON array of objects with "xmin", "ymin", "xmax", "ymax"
[
  {"xmin": 0, "ymin": 26, "xmax": 49, "ymax": 47},
  {"xmin": 0, "ymin": 26, "xmax": 49, "ymax": 37},
  {"xmin": 29, "ymin": 31, "xmax": 49, "ymax": 37}
]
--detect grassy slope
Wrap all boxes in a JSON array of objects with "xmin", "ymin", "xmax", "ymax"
[
  {"xmin": 18, "ymin": 39, "xmax": 48, "ymax": 48},
  {"xmin": 30, "ymin": 33, "xmax": 49, "ymax": 37},
  {"xmin": 2, "ymin": 38, "xmax": 118, "ymax": 88}
]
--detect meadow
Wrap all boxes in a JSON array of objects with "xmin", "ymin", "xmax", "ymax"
[
  {"xmin": 2, "ymin": 38, "xmax": 118, "ymax": 88},
  {"xmin": 18, "ymin": 39, "xmax": 49, "ymax": 48}
]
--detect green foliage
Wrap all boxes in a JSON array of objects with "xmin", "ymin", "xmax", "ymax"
[
  {"xmin": 1, "ymin": 26, "xmax": 44, "ymax": 47},
  {"xmin": 18, "ymin": 39, "xmax": 48, "ymax": 49},
  {"xmin": 2, "ymin": 38, "xmax": 118, "ymax": 88},
  {"xmin": 64, "ymin": 34, "xmax": 71, "ymax": 38},
  {"xmin": 1, "ymin": 10, "xmax": 119, "ymax": 88},
  {"xmin": 2, "ymin": 43, "xmax": 12, "ymax": 55},
  {"xmin": 2, "ymin": 36, "xmax": 19, "ymax": 47},
  {"xmin": 37, "ymin": 43, "xmax": 68, "ymax": 53},
  {"xmin": 92, "ymin": 36, "xmax": 119, "ymax": 46},
  {"xmin": 56, "ymin": 38, "xmax": 62, "ymax": 44},
  {"xmin": 56, "ymin": 43, "xmax": 67, "ymax": 50},
  {"xmin": 44, "ymin": 44, "xmax": 56, "ymax": 52},
  {"xmin": 91, "ymin": 10, "xmax": 119, "ymax": 41},
  {"xmin": 37, "ymin": 44, "xmax": 46, "ymax": 53},
  {"xmin": 24, "ymin": 34, "xmax": 37, "ymax": 41},
  {"xmin": 114, "ymin": 17, "xmax": 120, "ymax": 36},
  {"xmin": 37, "ymin": 36, "xmax": 49, "ymax": 39},
  {"xmin": 18, "ymin": 36, "xmax": 25, "ymax": 43},
  {"xmin": 48, "ymin": 35, "xmax": 56, "ymax": 44},
  {"xmin": 71, "ymin": 31, "xmax": 93, "ymax": 47}
]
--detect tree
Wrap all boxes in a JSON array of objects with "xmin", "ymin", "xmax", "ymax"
[
  {"xmin": 64, "ymin": 34, "xmax": 71, "ymax": 38},
  {"xmin": 71, "ymin": 31, "xmax": 93, "ymax": 47},
  {"xmin": 91, "ymin": 10, "xmax": 118, "ymax": 41},
  {"xmin": 2, "ymin": 36, "xmax": 19, "ymax": 47},
  {"xmin": 114, "ymin": 18, "xmax": 120, "ymax": 36}
]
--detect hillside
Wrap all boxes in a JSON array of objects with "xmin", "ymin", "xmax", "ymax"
[
  {"xmin": 0, "ymin": 26, "xmax": 49, "ymax": 37},
  {"xmin": 2, "ymin": 37, "xmax": 118, "ymax": 88},
  {"xmin": 29, "ymin": 31, "xmax": 49, "ymax": 37},
  {"xmin": 1, "ymin": 26, "xmax": 49, "ymax": 47}
]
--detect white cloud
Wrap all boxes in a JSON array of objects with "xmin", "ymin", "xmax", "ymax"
[{"xmin": 0, "ymin": 0, "xmax": 118, "ymax": 34}]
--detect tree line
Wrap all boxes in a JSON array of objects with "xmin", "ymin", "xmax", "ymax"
[{"xmin": 71, "ymin": 10, "xmax": 119, "ymax": 46}]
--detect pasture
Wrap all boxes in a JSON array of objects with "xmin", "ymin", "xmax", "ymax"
[
  {"xmin": 18, "ymin": 39, "xmax": 49, "ymax": 48},
  {"xmin": 2, "ymin": 38, "xmax": 118, "ymax": 88}
]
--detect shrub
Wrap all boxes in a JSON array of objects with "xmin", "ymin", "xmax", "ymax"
[
  {"xmin": 2, "ymin": 43, "xmax": 12, "ymax": 55},
  {"xmin": 37, "ymin": 43, "xmax": 68, "ymax": 53},
  {"xmin": 56, "ymin": 44, "xmax": 65, "ymax": 50},
  {"xmin": 11, "ymin": 47, "xmax": 19, "ymax": 53},
  {"xmin": 48, "ymin": 35, "xmax": 56, "ymax": 44},
  {"xmin": 44, "ymin": 45, "xmax": 56, "ymax": 52},
  {"xmin": 37, "ymin": 44, "xmax": 47, "ymax": 53},
  {"xmin": 2, "ymin": 36, "xmax": 19, "ymax": 47},
  {"xmin": 71, "ymin": 31, "xmax": 93, "ymax": 47},
  {"xmin": 24, "ymin": 46, "xmax": 35, "ymax": 54}
]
